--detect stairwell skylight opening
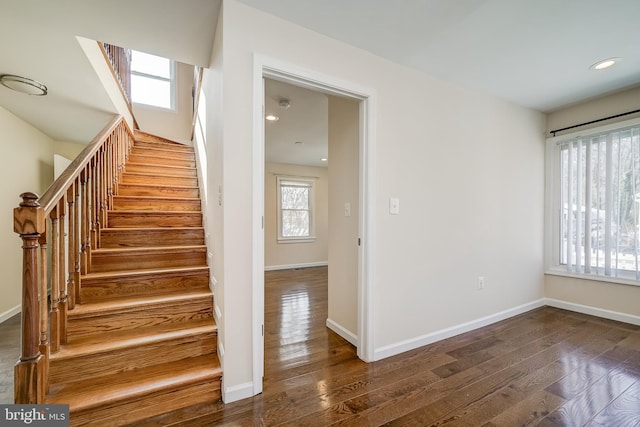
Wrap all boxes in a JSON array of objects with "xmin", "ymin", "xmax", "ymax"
[{"xmin": 131, "ymin": 50, "xmax": 175, "ymax": 110}]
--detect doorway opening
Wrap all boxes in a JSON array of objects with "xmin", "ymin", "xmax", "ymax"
[
  {"xmin": 252, "ymin": 58, "xmax": 376, "ymax": 394},
  {"xmin": 262, "ymin": 77, "xmax": 359, "ymax": 387}
]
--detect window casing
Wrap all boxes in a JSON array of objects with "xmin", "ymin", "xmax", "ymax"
[
  {"xmin": 130, "ymin": 50, "xmax": 175, "ymax": 110},
  {"xmin": 546, "ymin": 118, "xmax": 640, "ymax": 284},
  {"xmin": 277, "ymin": 176, "xmax": 315, "ymax": 243}
]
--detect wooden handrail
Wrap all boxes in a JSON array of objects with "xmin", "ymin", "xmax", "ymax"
[
  {"xmin": 13, "ymin": 115, "xmax": 134, "ymax": 403},
  {"xmin": 39, "ymin": 116, "xmax": 122, "ymax": 215}
]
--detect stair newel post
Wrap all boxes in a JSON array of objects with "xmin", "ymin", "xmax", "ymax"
[
  {"xmin": 66, "ymin": 184, "xmax": 76, "ymax": 311},
  {"xmin": 50, "ymin": 206, "xmax": 61, "ymax": 354},
  {"xmin": 13, "ymin": 192, "xmax": 46, "ymax": 404},
  {"xmin": 38, "ymin": 224, "xmax": 49, "ymax": 394},
  {"xmin": 57, "ymin": 197, "xmax": 68, "ymax": 345},
  {"xmin": 73, "ymin": 179, "xmax": 82, "ymax": 305}
]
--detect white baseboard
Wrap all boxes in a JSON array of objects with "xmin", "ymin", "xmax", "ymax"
[
  {"xmin": 374, "ymin": 299, "xmax": 546, "ymax": 361},
  {"xmin": 326, "ymin": 318, "xmax": 358, "ymax": 346},
  {"xmin": 545, "ymin": 298, "xmax": 640, "ymax": 326},
  {"xmin": 222, "ymin": 380, "xmax": 254, "ymax": 403},
  {"xmin": 264, "ymin": 261, "xmax": 328, "ymax": 271},
  {"xmin": 0, "ymin": 305, "xmax": 20, "ymax": 324}
]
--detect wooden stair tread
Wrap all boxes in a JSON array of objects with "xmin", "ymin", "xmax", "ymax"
[
  {"xmin": 92, "ymin": 244, "xmax": 206, "ymax": 254},
  {"xmin": 108, "ymin": 209, "xmax": 202, "ymax": 214},
  {"xmin": 100, "ymin": 226, "xmax": 204, "ymax": 233},
  {"xmin": 68, "ymin": 290, "xmax": 213, "ymax": 317},
  {"xmin": 122, "ymin": 171, "xmax": 196, "ymax": 181},
  {"xmin": 52, "ymin": 320, "xmax": 216, "ymax": 359},
  {"xmin": 118, "ymin": 183, "xmax": 199, "ymax": 190},
  {"xmin": 127, "ymin": 162, "xmax": 195, "ymax": 170},
  {"xmin": 82, "ymin": 265, "xmax": 209, "ymax": 281},
  {"xmin": 112, "ymin": 195, "xmax": 201, "ymax": 202},
  {"xmin": 45, "ymin": 355, "xmax": 221, "ymax": 411}
]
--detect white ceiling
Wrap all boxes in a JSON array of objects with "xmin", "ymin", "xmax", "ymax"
[
  {"xmin": 0, "ymin": 0, "xmax": 220, "ymax": 143},
  {"xmin": 265, "ymin": 79, "xmax": 329, "ymax": 168},
  {"xmin": 2, "ymin": 0, "xmax": 640, "ymax": 168},
  {"xmin": 239, "ymin": 0, "xmax": 640, "ymax": 113}
]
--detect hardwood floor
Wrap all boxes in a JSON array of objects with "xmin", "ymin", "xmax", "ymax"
[
  {"xmin": 165, "ymin": 266, "xmax": 640, "ymax": 426},
  {"xmin": 2, "ymin": 266, "xmax": 640, "ymax": 425},
  {"xmin": 0, "ymin": 313, "xmax": 20, "ymax": 404}
]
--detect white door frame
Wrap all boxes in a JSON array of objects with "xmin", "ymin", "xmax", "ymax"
[{"xmin": 252, "ymin": 54, "xmax": 377, "ymax": 393}]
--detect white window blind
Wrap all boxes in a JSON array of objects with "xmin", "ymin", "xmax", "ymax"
[{"xmin": 556, "ymin": 124, "xmax": 640, "ymax": 280}]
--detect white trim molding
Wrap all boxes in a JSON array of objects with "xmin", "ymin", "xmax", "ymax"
[
  {"xmin": 545, "ymin": 298, "xmax": 640, "ymax": 326},
  {"xmin": 374, "ymin": 299, "xmax": 546, "ymax": 361},
  {"xmin": 222, "ymin": 380, "xmax": 254, "ymax": 404},
  {"xmin": 0, "ymin": 305, "xmax": 20, "ymax": 324},
  {"xmin": 326, "ymin": 318, "xmax": 358, "ymax": 346},
  {"xmin": 264, "ymin": 261, "xmax": 328, "ymax": 272}
]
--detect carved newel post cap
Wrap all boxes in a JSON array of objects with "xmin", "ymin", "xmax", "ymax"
[
  {"xmin": 19, "ymin": 192, "xmax": 40, "ymax": 208},
  {"xmin": 14, "ymin": 192, "xmax": 44, "ymax": 235}
]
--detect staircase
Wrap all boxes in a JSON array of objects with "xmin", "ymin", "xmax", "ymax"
[{"xmin": 43, "ymin": 131, "xmax": 221, "ymax": 426}]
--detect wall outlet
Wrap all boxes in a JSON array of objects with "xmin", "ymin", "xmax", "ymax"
[{"xmin": 478, "ymin": 276, "xmax": 485, "ymax": 290}]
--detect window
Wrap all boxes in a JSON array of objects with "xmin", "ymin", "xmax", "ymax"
[
  {"xmin": 277, "ymin": 176, "xmax": 315, "ymax": 243},
  {"xmin": 130, "ymin": 50, "xmax": 174, "ymax": 109},
  {"xmin": 546, "ymin": 119, "xmax": 640, "ymax": 282}
]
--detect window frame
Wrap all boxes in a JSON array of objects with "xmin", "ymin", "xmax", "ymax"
[
  {"xmin": 545, "ymin": 117, "xmax": 640, "ymax": 287},
  {"xmin": 276, "ymin": 176, "xmax": 316, "ymax": 244},
  {"xmin": 130, "ymin": 50, "xmax": 176, "ymax": 111}
]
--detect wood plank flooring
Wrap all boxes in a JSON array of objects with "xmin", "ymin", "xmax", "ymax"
[
  {"xmin": 2, "ymin": 266, "xmax": 640, "ymax": 425},
  {"xmin": 158, "ymin": 266, "xmax": 640, "ymax": 426}
]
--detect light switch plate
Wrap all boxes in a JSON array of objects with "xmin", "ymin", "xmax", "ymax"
[{"xmin": 390, "ymin": 198, "xmax": 400, "ymax": 214}]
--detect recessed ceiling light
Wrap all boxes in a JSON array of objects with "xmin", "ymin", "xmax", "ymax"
[
  {"xmin": 589, "ymin": 57, "xmax": 620, "ymax": 71},
  {"xmin": 0, "ymin": 74, "xmax": 47, "ymax": 95},
  {"xmin": 320, "ymin": 158, "xmax": 328, "ymax": 162},
  {"xmin": 265, "ymin": 114, "xmax": 279, "ymax": 121}
]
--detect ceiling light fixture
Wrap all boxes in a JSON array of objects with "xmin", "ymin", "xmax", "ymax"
[
  {"xmin": 320, "ymin": 158, "xmax": 328, "ymax": 162},
  {"xmin": 0, "ymin": 74, "xmax": 48, "ymax": 95},
  {"xmin": 589, "ymin": 57, "xmax": 620, "ymax": 71},
  {"xmin": 265, "ymin": 114, "xmax": 279, "ymax": 121}
]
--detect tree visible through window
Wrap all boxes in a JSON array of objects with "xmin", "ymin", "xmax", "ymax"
[
  {"xmin": 277, "ymin": 177, "xmax": 315, "ymax": 242},
  {"xmin": 131, "ymin": 50, "xmax": 174, "ymax": 110}
]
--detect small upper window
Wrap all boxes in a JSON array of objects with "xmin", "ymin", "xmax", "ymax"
[
  {"xmin": 277, "ymin": 176, "xmax": 316, "ymax": 243},
  {"xmin": 130, "ymin": 50, "xmax": 174, "ymax": 110}
]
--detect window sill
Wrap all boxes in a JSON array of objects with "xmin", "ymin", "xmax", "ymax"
[
  {"xmin": 545, "ymin": 267, "xmax": 640, "ymax": 288},
  {"xmin": 277, "ymin": 237, "xmax": 316, "ymax": 244}
]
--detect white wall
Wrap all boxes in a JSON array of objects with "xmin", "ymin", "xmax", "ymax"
[
  {"xmin": 133, "ymin": 61, "xmax": 195, "ymax": 144},
  {"xmin": 264, "ymin": 162, "xmax": 328, "ymax": 270},
  {"xmin": 545, "ymin": 86, "xmax": 640, "ymax": 318},
  {"xmin": 0, "ymin": 106, "xmax": 56, "ymax": 321},
  {"xmin": 206, "ymin": 0, "xmax": 546, "ymax": 399},
  {"xmin": 327, "ymin": 96, "xmax": 359, "ymax": 341},
  {"xmin": 202, "ymin": 6, "xmax": 233, "ymax": 397}
]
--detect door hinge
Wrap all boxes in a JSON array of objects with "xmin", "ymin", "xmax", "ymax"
[
  {"xmin": 358, "ymin": 238, "xmax": 361, "ymax": 246},
  {"xmin": 262, "ymin": 324, "xmax": 264, "ymax": 336}
]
